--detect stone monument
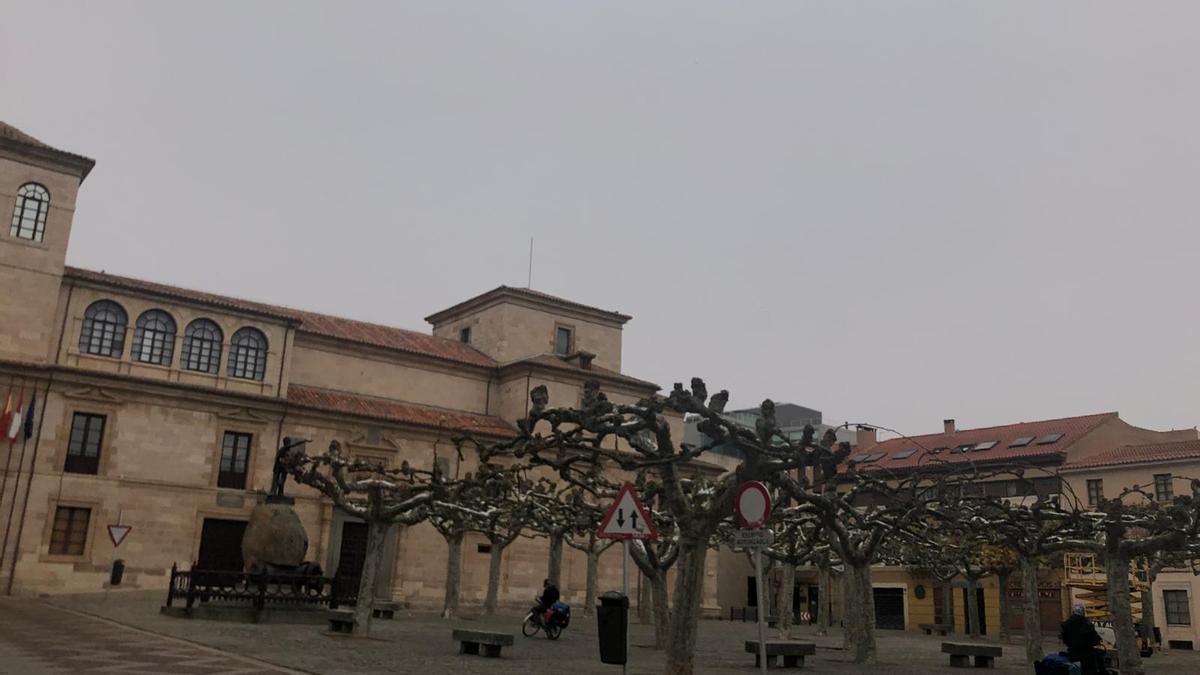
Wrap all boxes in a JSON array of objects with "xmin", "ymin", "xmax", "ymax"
[{"xmin": 242, "ymin": 437, "xmax": 313, "ymax": 574}]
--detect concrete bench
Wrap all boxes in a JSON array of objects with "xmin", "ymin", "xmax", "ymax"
[
  {"xmin": 744, "ymin": 640, "xmax": 816, "ymax": 668},
  {"xmin": 372, "ymin": 602, "xmax": 398, "ymax": 620},
  {"xmin": 941, "ymin": 642, "xmax": 1002, "ymax": 668},
  {"xmin": 920, "ymin": 623, "xmax": 951, "ymax": 636},
  {"xmin": 327, "ymin": 609, "xmax": 355, "ymax": 634},
  {"xmin": 453, "ymin": 629, "xmax": 514, "ymax": 658}
]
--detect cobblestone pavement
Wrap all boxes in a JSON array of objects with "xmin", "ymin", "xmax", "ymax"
[
  {"xmin": 0, "ymin": 597, "xmax": 303, "ymax": 674},
  {"xmin": 38, "ymin": 592, "xmax": 1200, "ymax": 674}
]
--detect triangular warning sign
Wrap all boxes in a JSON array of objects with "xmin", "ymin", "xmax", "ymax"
[
  {"xmin": 107, "ymin": 524, "xmax": 132, "ymax": 548},
  {"xmin": 597, "ymin": 482, "xmax": 658, "ymax": 540}
]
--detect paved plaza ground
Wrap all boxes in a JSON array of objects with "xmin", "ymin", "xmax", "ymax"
[{"xmin": 1, "ymin": 591, "xmax": 1198, "ymax": 674}]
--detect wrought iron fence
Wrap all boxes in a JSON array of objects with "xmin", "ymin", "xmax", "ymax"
[{"xmin": 165, "ymin": 563, "xmax": 358, "ymax": 611}]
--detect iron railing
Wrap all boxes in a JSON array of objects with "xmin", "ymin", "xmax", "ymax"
[{"xmin": 165, "ymin": 563, "xmax": 358, "ymax": 611}]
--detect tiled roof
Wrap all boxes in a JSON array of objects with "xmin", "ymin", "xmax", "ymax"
[
  {"xmin": 506, "ymin": 353, "xmax": 661, "ymax": 391},
  {"xmin": 1062, "ymin": 439, "xmax": 1200, "ymax": 471},
  {"xmin": 64, "ymin": 266, "xmax": 496, "ymax": 368},
  {"xmin": 853, "ymin": 412, "xmax": 1118, "ymax": 472},
  {"xmin": 288, "ymin": 385, "xmax": 514, "ymax": 437},
  {"xmin": 426, "ymin": 286, "xmax": 632, "ymax": 325},
  {"xmin": 0, "ymin": 121, "xmax": 96, "ymax": 178}
]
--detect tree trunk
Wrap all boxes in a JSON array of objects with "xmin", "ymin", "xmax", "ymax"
[
  {"xmin": 484, "ymin": 540, "xmax": 505, "ymax": 615},
  {"xmin": 777, "ymin": 562, "xmax": 795, "ymax": 639},
  {"xmin": 966, "ymin": 576, "xmax": 982, "ymax": 639},
  {"xmin": 664, "ymin": 535, "xmax": 708, "ymax": 675},
  {"xmin": 942, "ymin": 580, "xmax": 956, "ymax": 634},
  {"xmin": 997, "ymin": 570, "xmax": 1012, "ymax": 640},
  {"xmin": 1020, "ymin": 555, "xmax": 1043, "ymax": 663},
  {"xmin": 1106, "ymin": 550, "xmax": 1143, "ymax": 674},
  {"xmin": 583, "ymin": 548, "xmax": 599, "ymax": 617},
  {"xmin": 441, "ymin": 531, "xmax": 463, "ymax": 619},
  {"xmin": 352, "ymin": 519, "xmax": 388, "ymax": 634},
  {"xmin": 638, "ymin": 570, "xmax": 651, "ymax": 623},
  {"xmin": 842, "ymin": 560, "xmax": 877, "ymax": 663},
  {"xmin": 818, "ymin": 566, "xmax": 833, "ymax": 634},
  {"xmin": 547, "ymin": 531, "xmax": 564, "ymax": 587},
  {"xmin": 650, "ymin": 570, "xmax": 670, "ymax": 649},
  {"xmin": 1140, "ymin": 565, "xmax": 1159, "ymax": 647}
]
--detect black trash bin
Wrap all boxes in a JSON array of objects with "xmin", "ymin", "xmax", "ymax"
[
  {"xmin": 596, "ymin": 591, "xmax": 628, "ymax": 665},
  {"xmin": 110, "ymin": 559, "xmax": 125, "ymax": 586}
]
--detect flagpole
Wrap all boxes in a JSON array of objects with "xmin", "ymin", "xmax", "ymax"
[
  {"xmin": 5, "ymin": 382, "xmax": 48, "ymax": 596},
  {"xmin": 0, "ymin": 382, "xmax": 16, "ymax": 569}
]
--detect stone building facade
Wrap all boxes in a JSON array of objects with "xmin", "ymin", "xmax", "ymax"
[{"xmin": 0, "ymin": 121, "xmax": 725, "ymax": 612}]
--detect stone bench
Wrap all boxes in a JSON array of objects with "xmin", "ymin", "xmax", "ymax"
[
  {"xmin": 744, "ymin": 640, "xmax": 816, "ymax": 668},
  {"xmin": 920, "ymin": 623, "xmax": 951, "ymax": 636},
  {"xmin": 941, "ymin": 642, "xmax": 1002, "ymax": 668},
  {"xmin": 327, "ymin": 609, "xmax": 355, "ymax": 634},
  {"xmin": 372, "ymin": 602, "xmax": 398, "ymax": 620},
  {"xmin": 453, "ymin": 629, "xmax": 514, "ymax": 658}
]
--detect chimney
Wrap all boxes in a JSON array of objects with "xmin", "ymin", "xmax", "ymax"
[
  {"xmin": 856, "ymin": 425, "xmax": 877, "ymax": 448},
  {"xmin": 944, "ymin": 419, "xmax": 956, "ymax": 434}
]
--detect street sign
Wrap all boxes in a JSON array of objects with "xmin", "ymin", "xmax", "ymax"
[
  {"xmin": 597, "ymin": 482, "xmax": 658, "ymax": 540},
  {"xmin": 107, "ymin": 524, "xmax": 132, "ymax": 548},
  {"xmin": 732, "ymin": 528, "xmax": 775, "ymax": 550},
  {"xmin": 735, "ymin": 481, "xmax": 771, "ymax": 529}
]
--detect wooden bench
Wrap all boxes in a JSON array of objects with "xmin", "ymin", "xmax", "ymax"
[
  {"xmin": 920, "ymin": 623, "xmax": 951, "ymax": 636},
  {"xmin": 327, "ymin": 609, "xmax": 355, "ymax": 634},
  {"xmin": 372, "ymin": 602, "xmax": 398, "ymax": 620},
  {"xmin": 453, "ymin": 629, "xmax": 514, "ymax": 658},
  {"xmin": 744, "ymin": 640, "xmax": 816, "ymax": 668},
  {"xmin": 941, "ymin": 642, "xmax": 1002, "ymax": 668}
]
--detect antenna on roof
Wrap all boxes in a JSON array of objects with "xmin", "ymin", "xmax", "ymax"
[{"xmin": 527, "ymin": 237, "xmax": 534, "ymax": 288}]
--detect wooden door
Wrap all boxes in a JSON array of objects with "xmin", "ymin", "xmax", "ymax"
[
  {"xmin": 336, "ymin": 521, "xmax": 368, "ymax": 582},
  {"xmin": 197, "ymin": 518, "xmax": 247, "ymax": 571}
]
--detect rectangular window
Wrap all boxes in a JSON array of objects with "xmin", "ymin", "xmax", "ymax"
[
  {"xmin": 64, "ymin": 413, "xmax": 105, "ymax": 474},
  {"xmin": 49, "ymin": 506, "xmax": 91, "ymax": 556},
  {"xmin": 477, "ymin": 543, "xmax": 492, "ymax": 554},
  {"xmin": 459, "ymin": 327, "xmax": 471, "ymax": 344},
  {"xmin": 218, "ymin": 432, "xmax": 252, "ymax": 490},
  {"xmin": 554, "ymin": 326, "xmax": 572, "ymax": 355},
  {"xmin": 1154, "ymin": 474, "xmax": 1174, "ymax": 502},
  {"xmin": 1164, "ymin": 590, "xmax": 1191, "ymax": 626},
  {"xmin": 1087, "ymin": 479, "xmax": 1104, "ymax": 506}
]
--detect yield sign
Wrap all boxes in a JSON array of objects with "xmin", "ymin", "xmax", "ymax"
[
  {"xmin": 107, "ymin": 524, "xmax": 132, "ymax": 548},
  {"xmin": 597, "ymin": 482, "xmax": 658, "ymax": 540}
]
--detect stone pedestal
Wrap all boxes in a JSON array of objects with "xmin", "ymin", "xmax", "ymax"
[{"xmin": 242, "ymin": 499, "xmax": 308, "ymax": 570}]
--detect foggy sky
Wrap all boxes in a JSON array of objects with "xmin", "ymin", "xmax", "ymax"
[{"xmin": 2, "ymin": 1, "xmax": 1197, "ymax": 440}]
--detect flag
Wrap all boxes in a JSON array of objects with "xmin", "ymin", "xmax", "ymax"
[
  {"xmin": 6, "ymin": 386, "xmax": 23, "ymax": 447},
  {"xmin": 23, "ymin": 389, "xmax": 36, "ymax": 440}
]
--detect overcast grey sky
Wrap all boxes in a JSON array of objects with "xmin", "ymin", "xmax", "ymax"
[{"xmin": 2, "ymin": 2, "xmax": 1197, "ymax": 438}]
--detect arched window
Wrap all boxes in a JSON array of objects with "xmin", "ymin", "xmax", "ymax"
[
  {"xmin": 78, "ymin": 300, "xmax": 127, "ymax": 358},
  {"xmin": 132, "ymin": 310, "xmax": 177, "ymax": 366},
  {"xmin": 10, "ymin": 183, "xmax": 50, "ymax": 242},
  {"xmin": 181, "ymin": 319, "xmax": 223, "ymax": 374},
  {"xmin": 228, "ymin": 327, "xmax": 268, "ymax": 381}
]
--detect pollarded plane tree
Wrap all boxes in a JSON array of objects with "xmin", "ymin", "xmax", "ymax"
[
  {"xmin": 754, "ymin": 504, "xmax": 837, "ymax": 639},
  {"xmin": 524, "ymin": 478, "xmax": 580, "ymax": 589},
  {"xmin": 1058, "ymin": 479, "xmax": 1200, "ymax": 675},
  {"xmin": 628, "ymin": 475, "xmax": 681, "ymax": 650},
  {"xmin": 473, "ymin": 378, "xmax": 870, "ymax": 674},
  {"xmin": 472, "ymin": 467, "xmax": 538, "ymax": 615},
  {"xmin": 283, "ymin": 440, "xmax": 439, "ymax": 635}
]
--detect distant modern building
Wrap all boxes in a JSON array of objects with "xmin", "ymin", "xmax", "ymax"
[{"xmin": 684, "ymin": 402, "xmax": 856, "ymax": 460}]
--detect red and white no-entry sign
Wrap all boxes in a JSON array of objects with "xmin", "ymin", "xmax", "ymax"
[{"xmin": 734, "ymin": 481, "xmax": 771, "ymax": 530}]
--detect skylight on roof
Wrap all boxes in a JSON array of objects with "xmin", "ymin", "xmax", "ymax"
[
  {"xmin": 950, "ymin": 444, "xmax": 973, "ymax": 454},
  {"xmin": 1036, "ymin": 433, "xmax": 1065, "ymax": 445},
  {"xmin": 973, "ymin": 441, "xmax": 998, "ymax": 451},
  {"xmin": 893, "ymin": 449, "xmax": 917, "ymax": 460},
  {"xmin": 1009, "ymin": 436, "xmax": 1035, "ymax": 448},
  {"xmin": 859, "ymin": 452, "xmax": 885, "ymax": 463}
]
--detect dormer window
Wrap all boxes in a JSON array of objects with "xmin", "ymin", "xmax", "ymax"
[
  {"xmin": 554, "ymin": 326, "xmax": 573, "ymax": 355},
  {"xmin": 10, "ymin": 183, "xmax": 49, "ymax": 242},
  {"xmin": 459, "ymin": 327, "xmax": 471, "ymax": 344}
]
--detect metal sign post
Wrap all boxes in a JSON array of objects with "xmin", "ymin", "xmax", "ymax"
[
  {"xmin": 597, "ymin": 482, "xmax": 656, "ymax": 674},
  {"xmin": 735, "ymin": 481, "xmax": 774, "ymax": 675},
  {"xmin": 622, "ymin": 539, "xmax": 629, "ymax": 675}
]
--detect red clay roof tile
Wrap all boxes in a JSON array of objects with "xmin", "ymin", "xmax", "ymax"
[
  {"xmin": 853, "ymin": 412, "xmax": 1117, "ymax": 472},
  {"xmin": 288, "ymin": 385, "xmax": 514, "ymax": 437},
  {"xmin": 1062, "ymin": 439, "xmax": 1200, "ymax": 471},
  {"xmin": 64, "ymin": 266, "xmax": 496, "ymax": 368}
]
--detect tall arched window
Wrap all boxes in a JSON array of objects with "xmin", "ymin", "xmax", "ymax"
[
  {"xmin": 10, "ymin": 183, "xmax": 50, "ymax": 242},
  {"xmin": 78, "ymin": 300, "xmax": 127, "ymax": 358},
  {"xmin": 132, "ymin": 310, "xmax": 177, "ymax": 366},
  {"xmin": 181, "ymin": 319, "xmax": 223, "ymax": 374},
  {"xmin": 228, "ymin": 327, "xmax": 268, "ymax": 381}
]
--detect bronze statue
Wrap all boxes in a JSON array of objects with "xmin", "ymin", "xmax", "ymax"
[{"xmin": 271, "ymin": 437, "xmax": 307, "ymax": 497}]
